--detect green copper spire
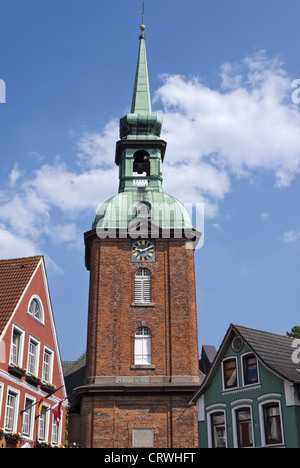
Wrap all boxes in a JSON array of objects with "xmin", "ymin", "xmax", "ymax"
[
  {"xmin": 91, "ymin": 22, "xmax": 194, "ymax": 234},
  {"xmin": 131, "ymin": 31, "xmax": 152, "ymax": 114},
  {"xmin": 120, "ymin": 25, "xmax": 163, "ymax": 140}
]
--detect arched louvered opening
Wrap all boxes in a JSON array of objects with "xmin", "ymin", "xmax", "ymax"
[{"xmin": 135, "ymin": 268, "xmax": 151, "ymax": 303}]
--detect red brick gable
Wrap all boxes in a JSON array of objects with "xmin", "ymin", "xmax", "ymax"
[{"xmin": 0, "ymin": 256, "xmax": 42, "ymax": 335}]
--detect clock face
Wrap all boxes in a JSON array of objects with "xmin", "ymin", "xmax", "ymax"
[{"xmin": 131, "ymin": 239, "xmax": 155, "ymax": 262}]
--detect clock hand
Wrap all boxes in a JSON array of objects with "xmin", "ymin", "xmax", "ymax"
[{"xmin": 136, "ymin": 246, "xmax": 152, "ymax": 252}]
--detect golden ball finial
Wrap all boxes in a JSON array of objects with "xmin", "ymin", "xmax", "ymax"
[{"xmin": 140, "ymin": 24, "xmax": 146, "ymax": 31}]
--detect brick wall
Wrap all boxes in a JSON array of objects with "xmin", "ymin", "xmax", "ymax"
[
  {"xmin": 85, "ymin": 236, "xmax": 199, "ymax": 381},
  {"xmin": 80, "ymin": 392, "xmax": 198, "ymax": 448}
]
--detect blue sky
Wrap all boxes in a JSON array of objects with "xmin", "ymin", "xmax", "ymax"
[{"xmin": 0, "ymin": 0, "xmax": 300, "ymax": 360}]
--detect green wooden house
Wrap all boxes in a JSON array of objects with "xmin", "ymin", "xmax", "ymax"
[{"xmin": 190, "ymin": 324, "xmax": 300, "ymax": 448}]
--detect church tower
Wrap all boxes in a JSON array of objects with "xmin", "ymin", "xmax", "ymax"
[{"xmin": 77, "ymin": 23, "xmax": 201, "ymax": 449}]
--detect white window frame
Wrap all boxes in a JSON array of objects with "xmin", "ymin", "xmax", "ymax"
[
  {"xmin": 0, "ymin": 382, "xmax": 4, "ymax": 422},
  {"xmin": 51, "ymin": 413, "xmax": 61, "ymax": 446},
  {"xmin": 22, "ymin": 396, "xmax": 36, "ymax": 440},
  {"xmin": 42, "ymin": 347, "xmax": 54, "ymax": 384},
  {"xmin": 241, "ymin": 352, "xmax": 260, "ymax": 387},
  {"xmin": 232, "ymin": 404, "xmax": 255, "ymax": 448},
  {"xmin": 10, "ymin": 324, "xmax": 25, "ymax": 367},
  {"xmin": 134, "ymin": 327, "xmax": 152, "ymax": 365},
  {"xmin": 4, "ymin": 387, "xmax": 20, "ymax": 433},
  {"xmin": 27, "ymin": 336, "xmax": 40, "ymax": 376},
  {"xmin": 222, "ymin": 357, "xmax": 238, "ymax": 391},
  {"xmin": 207, "ymin": 410, "xmax": 228, "ymax": 449},
  {"xmin": 38, "ymin": 403, "xmax": 50, "ymax": 442},
  {"xmin": 135, "ymin": 269, "xmax": 151, "ymax": 304},
  {"xmin": 28, "ymin": 295, "xmax": 44, "ymax": 324},
  {"xmin": 258, "ymin": 399, "xmax": 285, "ymax": 447}
]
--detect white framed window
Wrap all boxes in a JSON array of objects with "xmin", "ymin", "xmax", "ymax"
[
  {"xmin": 28, "ymin": 296, "xmax": 44, "ymax": 324},
  {"xmin": 38, "ymin": 405, "xmax": 50, "ymax": 441},
  {"xmin": 232, "ymin": 405, "xmax": 254, "ymax": 448},
  {"xmin": 51, "ymin": 414, "xmax": 59, "ymax": 445},
  {"xmin": 27, "ymin": 337, "xmax": 40, "ymax": 376},
  {"xmin": 42, "ymin": 348, "xmax": 53, "ymax": 383},
  {"xmin": 258, "ymin": 399, "xmax": 284, "ymax": 447},
  {"xmin": 4, "ymin": 389, "xmax": 19, "ymax": 432},
  {"xmin": 135, "ymin": 269, "xmax": 151, "ymax": 303},
  {"xmin": 208, "ymin": 411, "xmax": 227, "ymax": 448},
  {"xmin": 22, "ymin": 397, "xmax": 35, "ymax": 439},
  {"xmin": 222, "ymin": 357, "xmax": 238, "ymax": 390},
  {"xmin": 134, "ymin": 327, "xmax": 152, "ymax": 365},
  {"xmin": 241, "ymin": 353, "xmax": 259, "ymax": 386},
  {"xmin": 10, "ymin": 325, "xmax": 25, "ymax": 367},
  {"xmin": 0, "ymin": 383, "xmax": 3, "ymax": 422}
]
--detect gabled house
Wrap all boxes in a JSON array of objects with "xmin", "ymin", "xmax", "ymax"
[
  {"xmin": 0, "ymin": 256, "xmax": 67, "ymax": 448},
  {"xmin": 189, "ymin": 324, "xmax": 300, "ymax": 448}
]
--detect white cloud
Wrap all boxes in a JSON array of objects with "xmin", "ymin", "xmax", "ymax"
[
  {"xmin": 282, "ymin": 230, "xmax": 300, "ymax": 243},
  {"xmin": 220, "ymin": 62, "xmax": 243, "ymax": 90},
  {"xmin": 0, "ymin": 223, "xmax": 39, "ymax": 259},
  {"xmin": 76, "ymin": 120, "xmax": 119, "ymax": 168},
  {"xmin": 162, "ymin": 162, "xmax": 230, "ymax": 218},
  {"xmin": 260, "ymin": 212, "xmax": 270, "ymax": 221},
  {"xmin": 154, "ymin": 51, "xmax": 300, "ymax": 191},
  {"xmin": 9, "ymin": 163, "xmax": 23, "ymax": 188},
  {"xmin": 27, "ymin": 163, "xmax": 118, "ymax": 213},
  {"xmin": 0, "ymin": 120, "xmax": 120, "ymax": 262},
  {"xmin": 46, "ymin": 223, "xmax": 82, "ymax": 249}
]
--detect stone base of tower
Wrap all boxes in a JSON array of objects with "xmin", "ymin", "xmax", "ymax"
[{"xmin": 76, "ymin": 385, "xmax": 199, "ymax": 448}]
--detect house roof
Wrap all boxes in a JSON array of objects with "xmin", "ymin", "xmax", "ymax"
[
  {"xmin": 62, "ymin": 353, "xmax": 86, "ymax": 378},
  {"xmin": 233, "ymin": 324, "xmax": 300, "ymax": 384},
  {"xmin": 0, "ymin": 255, "xmax": 42, "ymax": 335},
  {"xmin": 199, "ymin": 345, "xmax": 217, "ymax": 376},
  {"xmin": 202, "ymin": 345, "xmax": 217, "ymax": 364},
  {"xmin": 62, "ymin": 353, "xmax": 86, "ymax": 407},
  {"xmin": 190, "ymin": 323, "xmax": 300, "ymax": 404}
]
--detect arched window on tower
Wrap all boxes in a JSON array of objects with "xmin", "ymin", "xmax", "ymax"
[
  {"xmin": 135, "ymin": 269, "xmax": 151, "ymax": 303},
  {"xmin": 134, "ymin": 327, "xmax": 152, "ymax": 365},
  {"xmin": 132, "ymin": 150, "xmax": 150, "ymax": 187},
  {"xmin": 133, "ymin": 150, "xmax": 150, "ymax": 176}
]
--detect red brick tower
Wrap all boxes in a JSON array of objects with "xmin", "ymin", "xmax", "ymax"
[{"xmin": 76, "ymin": 24, "xmax": 201, "ymax": 449}]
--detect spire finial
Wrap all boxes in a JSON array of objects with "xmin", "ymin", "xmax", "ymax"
[{"xmin": 140, "ymin": 2, "xmax": 145, "ymax": 35}]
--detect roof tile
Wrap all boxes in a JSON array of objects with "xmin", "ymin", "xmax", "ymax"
[{"xmin": 0, "ymin": 256, "xmax": 42, "ymax": 335}]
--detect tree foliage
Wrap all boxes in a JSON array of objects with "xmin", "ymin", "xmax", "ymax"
[{"xmin": 286, "ymin": 326, "xmax": 300, "ymax": 338}]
